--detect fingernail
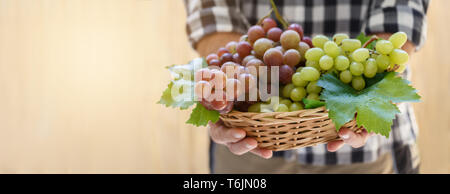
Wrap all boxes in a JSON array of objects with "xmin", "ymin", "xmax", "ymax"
[
  {"xmin": 233, "ymin": 132, "xmax": 244, "ymax": 139},
  {"xmin": 246, "ymin": 143, "xmax": 255, "ymax": 149},
  {"xmin": 341, "ymin": 134, "xmax": 350, "ymax": 140}
]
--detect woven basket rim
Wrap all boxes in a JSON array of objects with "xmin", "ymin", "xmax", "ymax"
[
  {"xmin": 221, "ymin": 106, "xmax": 328, "ymax": 119},
  {"xmin": 219, "ymin": 106, "xmax": 361, "ymax": 151}
]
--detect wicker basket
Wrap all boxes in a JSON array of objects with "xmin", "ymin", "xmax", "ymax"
[{"xmin": 220, "ymin": 107, "xmax": 363, "ymax": 151}]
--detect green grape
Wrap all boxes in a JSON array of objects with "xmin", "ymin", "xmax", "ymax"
[
  {"xmin": 350, "ymin": 62, "xmax": 364, "ymax": 76},
  {"xmin": 289, "ymin": 102, "xmax": 304, "ymax": 111},
  {"xmin": 292, "ymin": 72, "xmax": 309, "ymax": 87},
  {"xmin": 265, "ymin": 96, "xmax": 281, "ymax": 104},
  {"xmin": 290, "ymin": 87, "xmax": 307, "ymax": 102},
  {"xmin": 271, "ymin": 100, "xmax": 280, "ymax": 110},
  {"xmin": 326, "ymin": 68, "xmax": 338, "ymax": 75},
  {"xmin": 340, "ymin": 70, "xmax": 353, "ymax": 84},
  {"xmin": 306, "ymin": 60, "xmax": 321, "ymax": 71},
  {"xmin": 305, "ymin": 48, "xmax": 325, "ymax": 61},
  {"xmin": 280, "ymin": 99, "xmax": 293, "ymax": 107},
  {"xmin": 352, "ymin": 76, "xmax": 366, "ymax": 91},
  {"xmin": 248, "ymin": 103, "xmax": 262, "ymax": 112},
  {"xmin": 282, "ymin": 84, "xmax": 295, "ymax": 98},
  {"xmin": 319, "ymin": 55, "xmax": 334, "ymax": 70},
  {"xmin": 335, "ymin": 55, "xmax": 350, "ymax": 71},
  {"xmin": 389, "ymin": 32, "xmax": 407, "ymax": 48},
  {"xmin": 341, "ymin": 39, "xmax": 362, "ymax": 52},
  {"xmin": 306, "ymin": 81, "xmax": 322, "ymax": 94},
  {"xmin": 296, "ymin": 66, "xmax": 304, "ymax": 73},
  {"xmin": 296, "ymin": 79, "xmax": 309, "ymax": 87},
  {"xmin": 337, "ymin": 47, "xmax": 344, "ymax": 56},
  {"xmin": 376, "ymin": 40, "xmax": 394, "ymax": 55},
  {"xmin": 377, "ymin": 66, "xmax": 385, "ymax": 73},
  {"xmin": 390, "ymin": 49, "xmax": 409, "ymax": 65},
  {"xmin": 352, "ymin": 48, "xmax": 370, "ymax": 62},
  {"xmin": 260, "ymin": 108, "xmax": 274, "ymax": 113},
  {"xmin": 364, "ymin": 58, "xmax": 378, "ymax": 78},
  {"xmin": 396, "ymin": 63, "xmax": 407, "ymax": 73},
  {"xmin": 299, "ymin": 67, "xmax": 321, "ymax": 81},
  {"xmin": 333, "ymin": 33, "xmax": 349, "ymax": 45},
  {"xmin": 324, "ymin": 41, "xmax": 340, "ymax": 58},
  {"xmin": 312, "ymin": 35, "xmax": 329, "ymax": 48},
  {"xmin": 306, "ymin": 93, "xmax": 320, "ymax": 101},
  {"xmin": 274, "ymin": 104, "xmax": 289, "ymax": 112},
  {"xmin": 376, "ymin": 54, "xmax": 390, "ymax": 70}
]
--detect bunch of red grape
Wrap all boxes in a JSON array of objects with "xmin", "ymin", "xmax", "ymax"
[{"xmin": 194, "ymin": 18, "xmax": 312, "ymax": 113}]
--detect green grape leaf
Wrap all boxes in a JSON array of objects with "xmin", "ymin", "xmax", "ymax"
[
  {"xmin": 317, "ymin": 72, "xmax": 421, "ymax": 137},
  {"xmin": 365, "ymin": 73, "xmax": 421, "ymax": 103},
  {"xmin": 158, "ymin": 58, "xmax": 221, "ymax": 126},
  {"xmin": 355, "ymin": 99, "xmax": 399, "ymax": 137},
  {"xmin": 357, "ymin": 32, "xmax": 371, "ymax": 44},
  {"xmin": 158, "ymin": 58, "xmax": 207, "ymax": 110},
  {"xmin": 303, "ymin": 98, "xmax": 326, "ymax": 109},
  {"xmin": 157, "ymin": 80, "xmax": 195, "ymax": 110},
  {"xmin": 158, "ymin": 82, "xmax": 176, "ymax": 107},
  {"xmin": 186, "ymin": 102, "xmax": 220, "ymax": 127}
]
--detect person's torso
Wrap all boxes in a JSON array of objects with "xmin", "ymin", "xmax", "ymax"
[
  {"xmin": 238, "ymin": 0, "xmax": 418, "ymax": 166},
  {"xmin": 240, "ymin": 0, "xmax": 372, "ymax": 38}
]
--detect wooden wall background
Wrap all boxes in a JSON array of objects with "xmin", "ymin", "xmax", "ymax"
[{"xmin": 0, "ymin": 0, "xmax": 448, "ymax": 173}]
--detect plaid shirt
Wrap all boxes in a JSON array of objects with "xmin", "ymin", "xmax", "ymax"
[{"xmin": 184, "ymin": 0, "xmax": 428, "ymax": 174}]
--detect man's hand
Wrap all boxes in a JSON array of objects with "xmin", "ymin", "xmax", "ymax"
[
  {"xmin": 208, "ymin": 121, "xmax": 273, "ymax": 159},
  {"xmin": 327, "ymin": 128, "xmax": 375, "ymax": 152}
]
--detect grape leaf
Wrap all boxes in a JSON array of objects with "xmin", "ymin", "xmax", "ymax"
[
  {"xmin": 159, "ymin": 58, "xmax": 220, "ymax": 127},
  {"xmin": 157, "ymin": 80, "xmax": 195, "ymax": 110},
  {"xmin": 303, "ymin": 98, "xmax": 326, "ymax": 109},
  {"xmin": 357, "ymin": 32, "xmax": 371, "ymax": 44},
  {"xmin": 158, "ymin": 82, "xmax": 176, "ymax": 107},
  {"xmin": 158, "ymin": 58, "xmax": 207, "ymax": 110},
  {"xmin": 317, "ymin": 72, "xmax": 421, "ymax": 137},
  {"xmin": 186, "ymin": 102, "xmax": 220, "ymax": 127}
]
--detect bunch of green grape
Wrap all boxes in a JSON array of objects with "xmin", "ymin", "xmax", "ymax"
[
  {"xmin": 301, "ymin": 32, "xmax": 409, "ymax": 91},
  {"xmin": 247, "ymin": 32, "xmax": 410, "ymax": 113}
]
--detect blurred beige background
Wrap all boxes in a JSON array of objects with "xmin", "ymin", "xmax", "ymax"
[{"xmin": 0, "ymin": 0, "xmax": 448, "ymax": 173}]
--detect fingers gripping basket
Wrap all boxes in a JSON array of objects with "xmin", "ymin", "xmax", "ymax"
[{"xmin": 220, "ymin": 107, "xmax": 363, "ymax": 151}]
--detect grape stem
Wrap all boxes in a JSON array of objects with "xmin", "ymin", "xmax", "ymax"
[
  {"xmin": 269, "ymin": 0, "xmax": 289, "ymax": 29},
  {"xmin": 257, "ymin": 9, "xmax": 273, "ymax": 25},
  {"xmin": 362, "ymin": 35, "xmax": 379, "ymax": 48},
  {"xmin": 361, "ymin": 35, "xmax": 401, "ymax": 72},
  {"xmin": 387, "ymin": 64, "xmax": 400, "ymax": 72}
]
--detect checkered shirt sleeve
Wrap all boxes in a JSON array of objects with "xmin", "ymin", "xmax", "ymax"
[{"xmin": 365, "ymin": 0, "xmax": 429, "ymax": 49}]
